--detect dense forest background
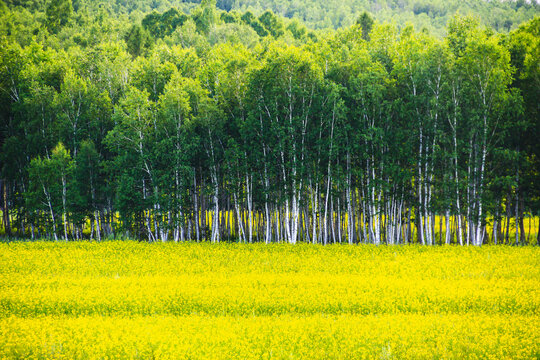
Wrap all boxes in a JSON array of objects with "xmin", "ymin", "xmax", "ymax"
[
  {"xmin": 2, "ymin": 0, "xmax": 539, "ymax": 35},
  {"xmin": 0, "ymin": 0, "xmax": 539, "ymax": 244}
]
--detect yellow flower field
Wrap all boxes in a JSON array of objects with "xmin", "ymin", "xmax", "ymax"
[{"xmin": 0, "ymin": 242, "xmax": 538, "ymax": 359}]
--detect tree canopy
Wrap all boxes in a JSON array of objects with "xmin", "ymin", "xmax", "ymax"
[{"xmin": 0, "ymin": 0, "xmax": 538, "ymax": 244}]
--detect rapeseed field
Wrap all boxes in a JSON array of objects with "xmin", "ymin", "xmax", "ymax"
[{"xmin": 0, "ymin": 241, "xmax": 538, "ymax": 359}]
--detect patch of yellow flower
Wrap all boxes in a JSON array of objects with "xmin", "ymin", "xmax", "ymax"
[{"xmin": 0, "ymin": 242, "xmax": 538, "ymax": 359}]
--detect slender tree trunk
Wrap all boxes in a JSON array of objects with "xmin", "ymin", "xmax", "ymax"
[
  {"xmin": 43, "ymin": 184, "xmax": 58, "ymax": 241},
  {"xmin": 537, "ymin": 216, "xmax": 540, "ymax": 246},
  {"xmin": 324, "ymin": 176, "xmax": 330, "ymax": 245},
  {"xmin": 505, "ymin": 214, "xmax": 510, "ymax": 244},
  {"xmin": 515, "ymin": 184, "xmax": 519, "ymax": 246},
  {"xmin": 233, "ymin": 191, "xmax": 246, "ymax": 243},
  {"xmin": 311, "ymin": 181, "xmax": 318, "ymax": 244},
  {"xmin": 519, "ymin": 196, "xmax": 525, "ymax": 245},
  {"xmin": 527, "ymin": 213, "xmax": 531, "ymax": 244},
  {"xmin": 2, "ymin": 180, "xmax": 11, "ymax": 237},
  {"xmin": 211, "ymin": 168, "xmax": 220, "ymax": 243},
  {"xmin": 492, "ymin": 219, "xmax": 498, "ymax": 245},
  {"xmin": 194, "ymin": 171, "xmax": 200, "ymax": 242},
  {"xmin": 62, "ymin": 173, "xmax": 68, "ymax": 241},
  {"xmin": 246, "ymin": 173, "xmax": 253, "ymax": 243}
]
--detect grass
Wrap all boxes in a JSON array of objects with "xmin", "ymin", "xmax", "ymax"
[{"xmin": 0, "ymin": 241, "xmax": 539, "ymax": 359}]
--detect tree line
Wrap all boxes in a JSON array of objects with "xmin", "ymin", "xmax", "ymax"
[
  {"xmin": 0, "ymin": 0, "xmax": 539, "ymax": 244},
  {"xmin": 3, "ymin": 0, "xmax": 539, "ymax": 36}
]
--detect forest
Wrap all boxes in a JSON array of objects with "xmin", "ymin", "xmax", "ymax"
[
  {"xmin": 3, "ymin": 0, "xmax": 539, "ymax": 35},
  {"xmin": 0, "ymin": 0, "xmax": 539, "ymax": 245}
]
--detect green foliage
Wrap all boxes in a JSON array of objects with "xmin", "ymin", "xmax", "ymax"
[
  {"xmin": 208, "ymin": 22, "xmax": 258, "ymax": 48},
  {"xmin": 446, "ymin": 15, "xmax": 481, "ymax": 57},
  {"xmin": 26, "ymin": 143, "xmax": 73, "ymax": 238},
  {"xmin": 286, "ymin": 19, "xmax": 307, "ymax": 40},
  {"xmin": 259, "ymin": 10, "xmax": 283, "ymax": 38},
  {"xmin": 5, "ymin": 0, "xmax": 538, "ymax": 36},
  {"xmin": 124, "ymin": 24, "xmax": 152, "ymax": 57},
  {"xmin": 192, "ymin": 0, "xmax": 217, "ymax": 35},
  {"xmin": 220, "ymin": 10, "xmax": 239, "ymax": 24},
  {"xmin": 356, "ymin": 11, "xmax": 374, "ymax": 41},
  {"xmin": 240, "ymin": 10, "xmax": 268, "ymax": 37},
  {"xmin": 45, "ymin": 0, "xmax": 73, "ymax": 33},
  {"xmin": 0, "ymin": 0, "xmax": 538, "ymax": 244},
  {"xmin": 142, "ymin": 8, "xmax": 188, "ymax": 38}
]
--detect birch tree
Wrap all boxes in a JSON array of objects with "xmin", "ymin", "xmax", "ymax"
[{"xmin": 457, "ymin": 27, "xmax": 512, "ymax": 245}]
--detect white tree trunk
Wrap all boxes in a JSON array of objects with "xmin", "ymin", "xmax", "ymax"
[{"xmin": 62, "ymin": 174, "xmax": 68, "ymax": 241}]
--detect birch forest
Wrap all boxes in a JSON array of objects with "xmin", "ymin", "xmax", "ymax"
[{"xmin": 1, "ymin": 0, "xmax": 539, "ymax": 245}]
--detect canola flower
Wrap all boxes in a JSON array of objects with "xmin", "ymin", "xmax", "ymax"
[{"xmin": 0, "ymin": 241, "xmax": 538, "ymax": 359}]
